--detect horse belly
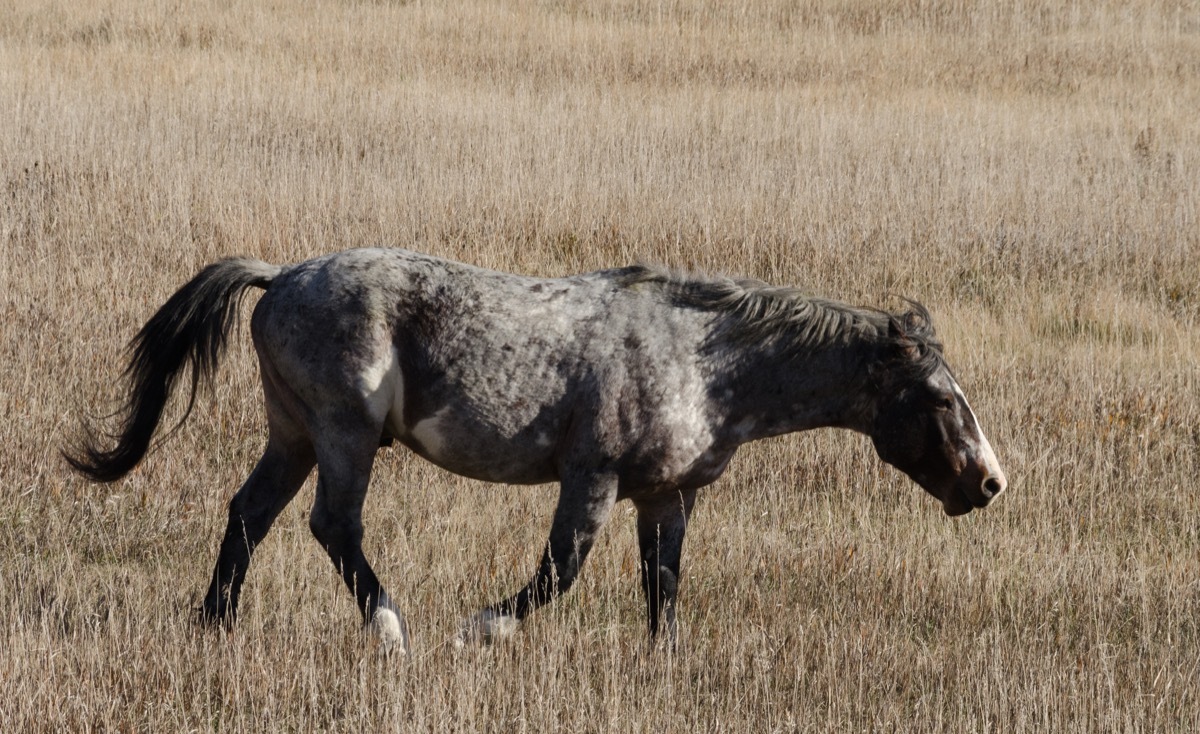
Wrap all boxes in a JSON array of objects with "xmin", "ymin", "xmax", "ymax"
[{"xmin": 392, "ymin": 406, "xmax": 560, "ymax": 485}]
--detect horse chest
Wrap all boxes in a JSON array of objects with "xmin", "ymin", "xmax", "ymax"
[{"xmin": 613, "ymin": 443, "xmax": 735, "ymax": 498}]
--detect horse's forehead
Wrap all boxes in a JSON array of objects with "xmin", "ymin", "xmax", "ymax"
[{"xmin": 927, "ymin": 362, "xmax": 957, "ymax": 391}]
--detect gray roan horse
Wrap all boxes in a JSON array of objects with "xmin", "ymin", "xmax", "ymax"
[{"xmin": 66, "ymin": 248, "xmax": 1007, "ymax": 653}]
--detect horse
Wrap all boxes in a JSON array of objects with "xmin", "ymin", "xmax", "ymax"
[{"xmin": 65, "ymin": 248, "xmax": 1007, "ymax": 653}]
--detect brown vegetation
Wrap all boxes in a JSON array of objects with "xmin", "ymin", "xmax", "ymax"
[{"xmin": 2, "ymin": 0, "xmax": 1198, "ymax": 730}]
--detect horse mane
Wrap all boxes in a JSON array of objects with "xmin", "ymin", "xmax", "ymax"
[{"xmin": 613, "ymin": 265, "xmax": 945, "ymax": 374}]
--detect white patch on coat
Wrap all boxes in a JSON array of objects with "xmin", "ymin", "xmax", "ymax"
[
  {"xmin": 648, "ymin": 366, "xmax": 715, "ymax": 476},
  {"xmin": 410, "ymin": 406, "xmax": 454, "ymax": 461},
  {"xmin": 361, "ymin": 345, "xmax": 401, "ymax": 427}
]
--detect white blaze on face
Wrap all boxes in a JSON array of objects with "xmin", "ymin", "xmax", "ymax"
[{"xmin": 949, "ymin": 376, "xmax": 1007, "ymax": 499}]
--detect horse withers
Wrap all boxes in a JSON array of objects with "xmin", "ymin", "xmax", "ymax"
[{"xmin": 65, "ymin": 248, "xmax": 1006, "ymax": 653}]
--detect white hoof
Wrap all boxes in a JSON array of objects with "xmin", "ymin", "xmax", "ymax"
[
  {"xmin": 370, "ymin": 608, "xmax": 410, "ymax": 656},
  {"xmin": 455, "ymin": 610, "xmax": 519, "ymax": 647}
]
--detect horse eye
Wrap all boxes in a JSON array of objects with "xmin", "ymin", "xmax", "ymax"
[{"xmin": 935, "ymin": 396, "xmax": 955, "ymax": 411}]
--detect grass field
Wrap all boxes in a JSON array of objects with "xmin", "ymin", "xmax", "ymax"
[{"xmin": 2, "ymin": 0, "xmax": 1199, "ymax": 730}]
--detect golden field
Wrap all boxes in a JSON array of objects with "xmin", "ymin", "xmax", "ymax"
[{"xmin": 1, "ymin": 0, "xmax": 1198, "ymax": 730}]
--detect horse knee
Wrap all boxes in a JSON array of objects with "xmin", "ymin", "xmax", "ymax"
[
  {"xmin": 642, "ymin": 564, "xmax": 679, "ymax": 601},
  {"xmin": 308, "ymin": 506, "xmax": 361, "ymax": 550}
]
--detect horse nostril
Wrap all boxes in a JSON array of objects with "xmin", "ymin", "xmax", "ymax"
[{"xmin": 983, "ymin": 476, "xmax": 1005, "ymax": 499}]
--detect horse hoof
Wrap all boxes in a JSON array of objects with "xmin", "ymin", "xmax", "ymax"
[
  {"xmin": 455, "ymin": 610, "xmax": 519, "ymax": 647},
  {"xmin": 370, "ymin": 608, "xmax": 410, "ymax": 657}
]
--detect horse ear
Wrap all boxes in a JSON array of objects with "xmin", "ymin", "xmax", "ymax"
[{"xmin": 897, "ymin": 339, "xmax": 922, "ymax": 363}]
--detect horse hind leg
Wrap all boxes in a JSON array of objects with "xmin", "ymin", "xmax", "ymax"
[
  {"xmin": 202, "ymin": 426, "xmax": 315, "ymax": 626},
  {"xmin": 308, "ymin": 422, "xmax": 409, "ymax": 655}
]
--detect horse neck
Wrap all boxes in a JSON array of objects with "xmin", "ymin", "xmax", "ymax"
[{"xmin": 710, "ymin": 331, "xmax": 881, "ymax": 446}]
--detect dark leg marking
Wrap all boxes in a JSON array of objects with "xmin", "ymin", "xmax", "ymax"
[
  {"xmin": 308, "ymin": 427, "xmax": 409, "ymax": 652},
  {"xmin": 202, "ymin": 435, "xmax": 315, "ymax": 624},
  {"xmin": 462, "ymin": 471, "xmax": 617, "ymax": 643},
  {"xmin": 636, "ymin": 489, "xmax": 696, "ymax": 644}
]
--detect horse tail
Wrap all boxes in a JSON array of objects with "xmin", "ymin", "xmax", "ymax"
[{"xmin": 64, "ymin": 258, "xmax": 285, "ymax": 483}]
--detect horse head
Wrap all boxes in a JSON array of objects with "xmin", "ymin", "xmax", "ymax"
[{"xmin": 868, "ymin": 306, "xmax": 1007, "ymax": 516}]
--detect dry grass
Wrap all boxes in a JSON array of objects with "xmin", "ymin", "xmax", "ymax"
[{"xmin": 2, "ymin": 0, "xmax": 1199, "ymax": 730}]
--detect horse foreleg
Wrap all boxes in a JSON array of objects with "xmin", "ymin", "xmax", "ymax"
[
  {"xmin": 635, "ymin": 489, "xmax": 696, "ymax": 646},
  {"xmin": 202, "ymin": 434, "xmax": 314, "ymax": 625},
  {"xmin": 458, "ymin": 471, "xmax": 618, "ymax": 645},
  {"xmin": 309, "ymin": 434, "xmax": 409, "ymax": 655}
]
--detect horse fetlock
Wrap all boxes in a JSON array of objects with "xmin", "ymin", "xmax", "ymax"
[
  {"xmin": 644, "ymin": 563, "xmax": 678, "ymax": 590},
  {"xmin": 200, "ymin": 580, "xmax": 239, "ymax": 622},
  {"xmin": 455, "ymin": 609, "xmax": 520, "ymax": 648},
  {"xmin": 197, "ymin": 599, "xmax": 237, "ymax": 630}
]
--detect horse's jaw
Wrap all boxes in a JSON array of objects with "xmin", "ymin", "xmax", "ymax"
[{"xmin": 941, "ymin": 492, "xmax": 975, "ymax": 517}]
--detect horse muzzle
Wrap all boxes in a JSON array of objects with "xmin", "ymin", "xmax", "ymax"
[{"xmin": 942, "ymin": 470, "xmax": 1007, "ymax": 517}]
